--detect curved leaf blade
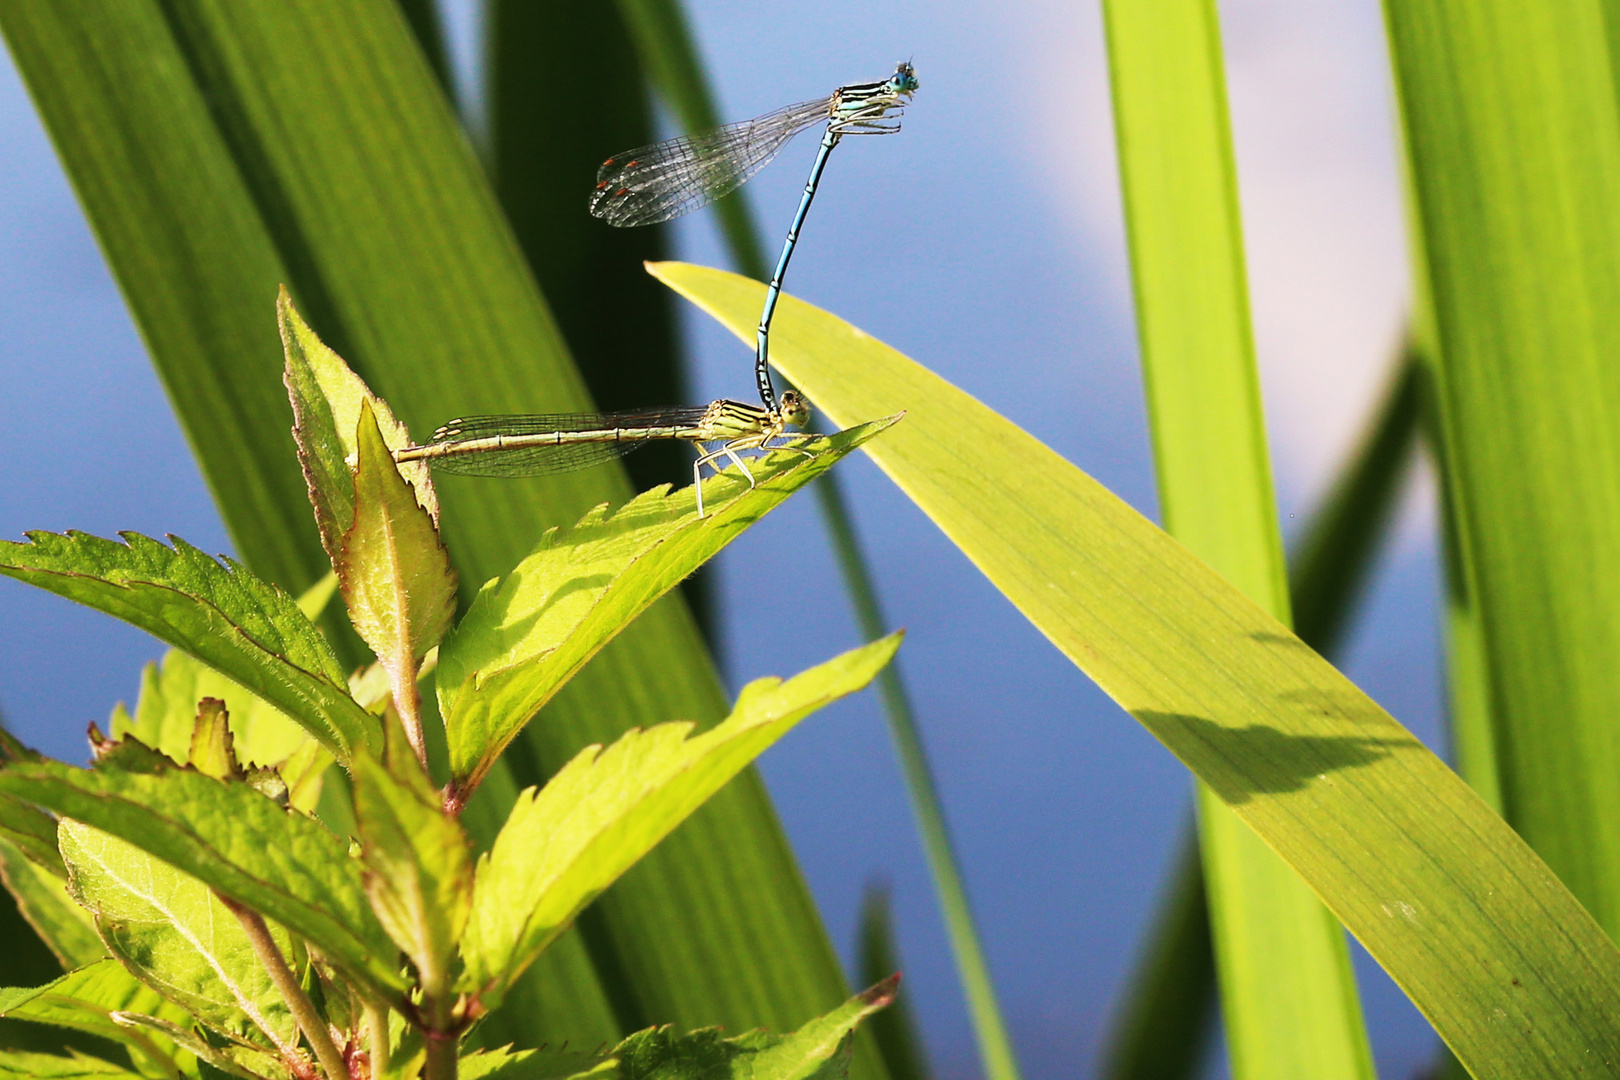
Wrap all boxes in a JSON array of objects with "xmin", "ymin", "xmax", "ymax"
[
  {"xmin": 58, "ymin": 821, "xmax": 297, "ymax": 1052},
  {"xmin": 439, "ymin": 419, "xmax": 897, "ymax": 797},
  {"xmin": 649, "ymin": 261, "xmax": 1620, "ymax": 1080},
  {"xmin": 0, "ymin": 958, "xmax": 192, "ymax": 1075},
  {"xmin": 0, "ymin": 758, "xmax": 405, "ymax": 1002},
  {"xmin": 0, "ymin": 532, "xmax": 378, "ymax": 761},
  {"xmin": 461, "ymin": 634, "xmax": 902, "ymax": 1008},
  {"xmin": 0, "ymin": 1051, "xmax": 145, "ymax": 1079},
  {"xmin": 0, "ymin": 841, "xmax": 105, "ymax": 970},
  {"xmin": 280, "ymin": 287, "xmax": 440, "ymax": 565}
]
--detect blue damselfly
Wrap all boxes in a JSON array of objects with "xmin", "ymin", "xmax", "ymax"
[{"xmin": 591, "ymin": 63, "xmax": 919, "ymax": 412}]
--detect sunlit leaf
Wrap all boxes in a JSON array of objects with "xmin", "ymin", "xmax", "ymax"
[
  {"xmin": 0, "ymin": 754, "xmax": 405, "ymax": 1002},
  {"xmin": 0, "ymin": 959, "xmax": 192, "ymax": 1074},
  {"xmin": 58, "ymin": 821, "xmax": 297, "ymax": 1050},
  {"xmin": 280, "ymin": 288, "xmax": 438, "ymax": 565},
  {"xmin": 0, "ymin": 532, "xmax": 378, "ymax": 761},
  {"xmin": 439, "ymin": 419, "xmax": 896, "ymax": 800},
  {"xmin": 352, "ymin": 725, "xmax": 472, "ymax": 1001},
  {"xmin": 0, "ymin": 1051, "xmax": 145, "ymax": 1079},
  {"xmin": 651, "ymin": 261, "xmax": 1620, "ymax": 1079},
  {"xmin": 461, "ymin": 635, "xmax": 900, "ymax": 1007}
]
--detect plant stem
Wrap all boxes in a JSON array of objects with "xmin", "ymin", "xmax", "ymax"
[
  {"xmin": 390, "ymin": 654, "xmax": 429, "ymax": 770},
  {"xmin": 222, "ymin": 895, "xmax": 351, "ymax": 1080},
  {"xmin": 423, "ymin": 1029, "xmax": 458, "ymax": 1080},
  {"xmin": 365, "ymin": 999, "xmax": 391, "ymax": 1075}
]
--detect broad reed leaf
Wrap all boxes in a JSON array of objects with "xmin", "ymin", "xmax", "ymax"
[
  {"xmin": 1384, "ymin": 0, "xmax": 1620, "ymax": 940},
  {"xmin": 651, "ymin": 261, "xmax": 1620, "ymax": 1080}
]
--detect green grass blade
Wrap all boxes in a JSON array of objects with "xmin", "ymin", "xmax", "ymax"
[
  {"xmin": 1103, "ymin": 349, "xmax": 1424, "ymax": 1080},
  {"xmin": 0, "ymin": 0, "xmax": 882, "ymax": 1054},
  {"xmin": 394, "ymin": 0, "xmax": 450, "ymax": 93},
  {"xmin": 1288, "ymin": 356, "xmax": 1423, "ymax": 657},
  {"xmin": 1383, "ymin": 1, "xmax": 1620, "ymax": 933},
  {"xmin": 488, "ymin": 1, "xmax": 689, "ymax": 502},
  {"xmin": 1101, "ymin": 2, "xmax": 1373, "ymax": 1076},
  {"xmin": 651, "ymin": 261, "xmax": 1620, "ymax": 1080},
  {"xmin": 814, "ymin": 458, "xmax": 1021, "ymax": 1080}
]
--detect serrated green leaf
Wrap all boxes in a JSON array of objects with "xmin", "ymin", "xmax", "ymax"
[
  {"xmin": 0, "ymin": 532, "xmax": 378, "ymax": 762},
  {"xmin": 352, "ymin": 738, "xmax": 471, "ymax": 1001},
  {"xmin": 280, "ymin": 287, "xmax": 439, "ymax": 564},
  {"xmin": 650, "ymin": 261, "xmax": 1620, "ymax": 1079},
  {"xmin": 0, "ymin": 959, "xmax": 192, "ymax": 1076},
  {"xmin": 340, "ymin": 398, "xmax": 457, "ymax": 745},
  {"xmin": 186, "ymin": 700, "xmax": 242, "ymax": 782},
  {"xmin": 0, "ymin": 1051, "xmax": 146, "ymax": 1079},
  {"xmin": 58, "ymin": 820, "xmax": 297, "ymax": 1051},
  {"xmin": 608, "ymin": 977, "xmax": 895, "ymax": 1080},
  {"xmin": 439, "ymin": 418, "xmax": 898, "ymax": 799},
  {"xmin": 0, "ymin": 792, "xmax": 62, "ymax": 873},
  {"xmin": 0, "ymin": 840, "xmax": 104, "ymax": 969},
  {"xmin": 0, "ymin": 757, "xmax": 405, "ymax": 1003},
  {"xmin": 112, "ymin": 1010, "xmax": 290, "ymax": 1080},
  {"xmin": 461, "ymin": 634, "xmax": 900, "ymax": 1007},
  {"xmin": 458, "ymin": 1047, "xmax": 616, "ymax": 1080},
  {"xmin": 114, "ymin": 651, "xmax": 332, "ymax": 816}
]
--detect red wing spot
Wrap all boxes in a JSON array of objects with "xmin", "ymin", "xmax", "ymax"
[
  {"xmin": 625, "ymin": 159, "xmax": 639, "ymax": 168},
  {"xmin": 601, "ymin": 157, "xmax": 615, "ymax": 166},
  {"xmin": 615, "ymin": 187, "xmax": 630, "ymax": 197},
  {"xmin": 595, "ymin": 181, "xmax": 610, "ymax": 190}
]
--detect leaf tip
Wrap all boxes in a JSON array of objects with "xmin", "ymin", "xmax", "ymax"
[{"xmin": 857, "ymin": 972, "xmax": 901, "ymax": 1011}]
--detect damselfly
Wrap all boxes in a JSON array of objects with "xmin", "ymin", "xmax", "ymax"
[
  {"xmin": 590, "ymin": 63, "xmax": 919, "ymax": 413},
  {"xmin": 394, "ymin": 393, "xmax": 814, "ymax": 518}
]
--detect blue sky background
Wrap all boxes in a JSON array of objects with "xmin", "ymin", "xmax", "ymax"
[{"xmin": 0, "ymin": 2, "xmax": 1445, "ymax": 1077}]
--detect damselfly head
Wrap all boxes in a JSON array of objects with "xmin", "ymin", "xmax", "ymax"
[
  {"xmin": 779, "ymin": 391, "xmax": 811, "ymax": 430},
  {"xmin": 891, "ymin": 61, "xmax": 919, "ymax": 96}
]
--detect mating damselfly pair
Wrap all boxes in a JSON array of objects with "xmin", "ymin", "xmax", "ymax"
[{"xmin": 397, "ymin": 63, "xmax": 919, "ymax": 516}]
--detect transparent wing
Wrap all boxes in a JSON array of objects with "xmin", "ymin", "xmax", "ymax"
[
  {"xmin": 410, "ymin": 407, "xmax": 711, "ymax": 478},
  {"xmin": 589, "ymin": 97, "xmax": 832, "ymax": 227}
]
